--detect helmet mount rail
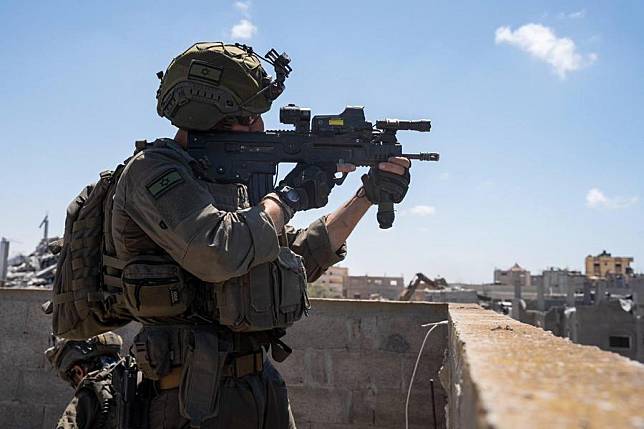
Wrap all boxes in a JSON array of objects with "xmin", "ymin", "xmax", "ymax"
[{"xmin": 234, "ymin": 43, "xmax": 292, "ymax": 105}]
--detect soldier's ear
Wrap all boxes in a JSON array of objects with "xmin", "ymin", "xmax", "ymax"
[{"xmin": 70, "ymin": 365, "xmax": 86, "ymax": 384}]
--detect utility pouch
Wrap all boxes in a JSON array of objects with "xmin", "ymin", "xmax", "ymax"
[
  {"xmin": 122, "ymin": 256, "xmax": 192, "ymax": 319},
  {"xmin": 133, "ymin": 326, "xmax": 184, "ymax": 380},
  {"xmin": 179, "ymin": 327, "xmax": 228, "ymax": 428},
  {"xmin": 216, "ymin": 247, "xmax": 308, "ymax": 332},
  {"xmin": 273, "ymin": 247, "xmax": 309, "ymax": 326}
]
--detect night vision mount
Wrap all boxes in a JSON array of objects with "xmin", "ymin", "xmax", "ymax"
[{"xmin": 235, "ymin": 43, "xmax": 292, "ymax": 101}]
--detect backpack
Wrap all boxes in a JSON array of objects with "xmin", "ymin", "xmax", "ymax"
[{"xmin": 51, "ymin": 161, "xmax": 133, "ymax": 340}]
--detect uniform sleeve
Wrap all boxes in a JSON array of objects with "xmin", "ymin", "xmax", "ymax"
[
  {"xmin": 118, "ymin": 150, "xmax": 280, "ymax": 283},
  {"xmin": 285, "ymin": 216, "xmax": 347, "ymax": 282},
  {"xmin": 57, "ymin": 397, "xmax": 80, "ymax": 429}
]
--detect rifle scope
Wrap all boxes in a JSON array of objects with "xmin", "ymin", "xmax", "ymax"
[{"xmin": 279, "ymin": 104, "xmax": 311, "ymax": 132}]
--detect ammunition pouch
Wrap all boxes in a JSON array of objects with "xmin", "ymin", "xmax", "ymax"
[
  {"xmin": 217, "ymin": 247, "xmax": 309, "ymax": 332},
  {"xmin": 122, "ymin": 256, "xmax": 193, "ymax": 319},
  {"xmin": 133, "ymin": 326, "xmax": 186, "ymax": 381}
]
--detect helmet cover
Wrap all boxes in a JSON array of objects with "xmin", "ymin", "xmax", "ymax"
[
  {"xmin": 45, "ymin": 332, "xmax": 123, "ymax": 381},
  {"xmin": 156, "ymin": 42, "xmax": 273, "ymax": 131}
]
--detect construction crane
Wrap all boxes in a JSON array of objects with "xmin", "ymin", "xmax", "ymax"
[{"xmin": 399, "ymin": 272, "xmax": 447, "ymax": 301}]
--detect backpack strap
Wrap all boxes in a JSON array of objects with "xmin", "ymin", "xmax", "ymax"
[
  {"xmin": 103, "ymin": 255, "xmax": 125, "ymax": 271},
  {"xmin": 103, "ymin": 255, "xmax": 126, "ymax": 289}
]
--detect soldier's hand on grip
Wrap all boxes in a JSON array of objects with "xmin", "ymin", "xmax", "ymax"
[
  {"xmin": 361, "ymin": 157, "xmax": 411, "ymax": 204},
  {"xmin": 276, "ymin": 163, "xmax": 337, "ymax": 211}
]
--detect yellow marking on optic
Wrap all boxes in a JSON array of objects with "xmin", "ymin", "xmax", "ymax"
[{"xmin": 329, "ymin": 119, "xmax": 344, "ymax": 126}]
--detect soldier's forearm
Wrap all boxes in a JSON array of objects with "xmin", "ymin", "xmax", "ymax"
[
  {"xmin": 259, "ymin": 196, "xmax": 287, "ymax": 231},
  {"xmin": 325, "ymin": 188, "xmax": 372, "ymax": 251}
]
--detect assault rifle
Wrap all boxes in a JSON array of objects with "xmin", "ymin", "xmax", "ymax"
[{"xmin": 187, "ymin": 105, "xmax": 439, "ymax": 229}]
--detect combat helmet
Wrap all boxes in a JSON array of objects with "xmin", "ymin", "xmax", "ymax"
[
  {"xmin": 45, "ymin": 332, "xmax": 123, "ymax": 382},
  {"xmin": 156, "ymin": 42, "xmax": 291, "ymax": 131}
]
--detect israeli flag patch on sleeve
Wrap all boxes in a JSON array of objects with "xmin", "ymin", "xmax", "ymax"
[{"xmin": 146, "ymin": 169, "xmax": 184, "ymax": 199}]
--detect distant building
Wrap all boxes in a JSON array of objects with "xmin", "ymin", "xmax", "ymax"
[
  {"xmin": 585, "ymin": 250, "xmax": 633, "ymax": 278},
  {"xmin": 566, "ymin": 298, "xmax": 644, "ymax": 363},
  {"xmin": 542, "ymin": 268, "xmax": 586, "ymax": 295},
  {"xmin": 531, "ymin": 274, "xmax": 543, "ymax": 290},
  {"xmin": 345, "ymin": 275, "xmax": 404, "ymax": 300},
  {"xmin": 494, "ymin": 263, "xmax": 531, "ymax": 288},
  {"xmin": 308, "ymin": 266, "xmax": 348, "ymax": 298}
]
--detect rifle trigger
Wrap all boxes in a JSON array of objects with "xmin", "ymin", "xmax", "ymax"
[{"xmin": 334, "ymin": 172, "xmax": 349, "ymax": 186}]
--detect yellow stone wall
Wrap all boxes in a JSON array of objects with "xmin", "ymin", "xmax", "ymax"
[{"xmin": 585, "ymin": 253, "xmax": 633, "ymax": 277}]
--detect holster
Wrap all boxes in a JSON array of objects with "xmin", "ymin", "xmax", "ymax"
[{"xmin": 178, "ymin": 327, "xmax": 229, "ymax": 428}]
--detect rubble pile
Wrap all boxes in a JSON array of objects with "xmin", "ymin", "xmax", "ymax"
[{"xmin": 5, "ymin": 238, "xmax": 60, "ymax": 288}]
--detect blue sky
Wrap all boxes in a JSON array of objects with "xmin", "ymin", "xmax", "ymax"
[{"xmin": 1, "ymin": 0, "xmax": 642, "ymax": 283}]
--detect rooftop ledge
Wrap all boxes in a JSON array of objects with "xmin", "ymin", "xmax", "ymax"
[
  {"xmin": 447, "ymin": 304, "xmax": 644, "ymax": 429},
  {"xmin": 0, "ymin": 290, "xmax": 643, "ymax": 428}
]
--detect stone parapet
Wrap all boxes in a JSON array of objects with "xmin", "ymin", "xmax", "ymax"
[{"xmin": 444, "ymin": 304, "xmax": 644, "ymax": 429}]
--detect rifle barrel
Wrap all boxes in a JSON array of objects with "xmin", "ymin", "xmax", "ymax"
[
  {"xmin": 376, "ymin": 119, "xmax": 431, "ymax": 132},
  {"xmin": 404, "ymin": 152, "xmax": 440, "ymax": 161}
]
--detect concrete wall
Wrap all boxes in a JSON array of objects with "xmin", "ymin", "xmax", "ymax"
[
  {"xmin": 444, "ymin": 304, "xmax": 644, "ymax": 429},
  {"xmin": 417, "ymin": 289, "xmax": 479, "ymax": 304},
  {"xmin": 569, "ymin": 299, "xmax": 644, "ymax": 362},
  {"xmin": 0, "ymin": 289, "xmax": 447, "ymax": 429},
  {"xmin": 0, "ymin": 288, "xmax": 141, "ymax": 428},
  {"xmin": 277, "ymin": 299, "xmax": 448, "ymax": 429}
]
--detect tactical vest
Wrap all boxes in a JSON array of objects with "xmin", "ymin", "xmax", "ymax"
[{"xmin": 51, "ymin": 139, "xmax": 309, "ymax": 340}]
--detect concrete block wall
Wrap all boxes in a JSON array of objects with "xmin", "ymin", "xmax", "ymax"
[
  {"xmin": 0, "ymin": 288, "xmax": 140, "ymax": 429},
  {"xmin": 0, "ymin": 289, "xmax": 448, "ymax": 429},
  {"xmin": 276, "ymin": 299, "xmax": 448, "ymax": 429}
]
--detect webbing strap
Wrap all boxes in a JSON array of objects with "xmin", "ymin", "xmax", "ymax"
[
  {"xmin": 102, "ymin": 255, "xmax": 126, "ymax": 270},
  {"xmin": 53, "ymin": 291, "xmax": 76, "ymax": 304},
  {"xmin": 71, "ymin": 236, "xmax": 101, "ymax": 251},
  {"xmin": 103, "ymin": 274, "xmax": 123, "ymax": 289},
  {"xmin": 72, "ymin": 216, "xmax": 103, "ymax": 231},
  {"xmin": 52, "ymin": 288, "xmax": 93, "ymax": 304}
]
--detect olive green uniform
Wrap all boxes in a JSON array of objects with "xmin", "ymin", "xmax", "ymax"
[{"xmin": 112, "ymin": 138, "xmax": 346, "ymax": 428}]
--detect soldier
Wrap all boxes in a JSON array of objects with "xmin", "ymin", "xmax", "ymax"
[
  {"xmin": 45, "ymin": 332, "xmax": 124, "ymax": 429},
  {"xmin": 112, "ymin": 42, "xmax": 411, "ymax": 428}
]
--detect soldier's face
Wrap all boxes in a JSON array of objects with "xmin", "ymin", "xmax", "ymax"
[{"xmin": 230, "ymin": 115, "xmax": 264, "ymax": 132}]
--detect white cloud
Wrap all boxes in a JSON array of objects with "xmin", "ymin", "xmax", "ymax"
[
  {"xmin": 234, "ymin": 1, "xmax": 250, "ymax": 16},
  {"xmin": 408, "ymin": 205, "xmax": 436, "ymax": 216},
  {"xmin": 495, "ymin": 23, "xmax": 597, "ymax": 78},
  {"xmin": 586, "ymin": 188, "xmax": 639, "ymax": 210},
  {"xmin": 558, "ymin": 9, "xmax": 586, "ymax": 19},
  {"xmin": 230, "ymin": 19, "xmax": 257, "ymax": 40}
]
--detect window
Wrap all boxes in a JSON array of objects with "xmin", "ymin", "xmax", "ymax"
[{"xmin": 609, "ymin": 336, "xmax": 631, "ymax": 349}]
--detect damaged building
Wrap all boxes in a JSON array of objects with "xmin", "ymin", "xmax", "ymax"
[{"xmin": 0, "ymin": 237, "xmax": 60, "ymax": 288}]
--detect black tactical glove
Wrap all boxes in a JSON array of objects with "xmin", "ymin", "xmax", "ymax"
[
  {"xmin": 275, "ymin": 163, "xmax": 337, "ymax": 212},
  {"xmin": 361, "ymin": 163, "xmax": 411, "ymax": 204}
]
